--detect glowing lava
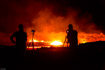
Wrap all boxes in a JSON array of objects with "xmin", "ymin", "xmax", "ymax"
[
  {"xmin": 79, "ymin": 39, "xmax": 87, "ymax": 44},
  {"xmin": 78, "ymin": 32, "xmax": 105, "ymax": 44},
  {"xmin": 27, "ymin": 32, "xmax": 105, "ymax": 49},
  {"xmin": 50, "ymin": 41, "xmax": 63, "ymax": 46},
  {"xmin": 29, "ymin": 39, "xmax": 44, "ymax": 42}
]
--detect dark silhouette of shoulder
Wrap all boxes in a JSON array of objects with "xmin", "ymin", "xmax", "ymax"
[{"xmin": 10, "ymin": 24, "xmax": 27, "ymax": 45}]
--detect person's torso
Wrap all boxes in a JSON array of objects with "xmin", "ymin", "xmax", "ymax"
[
  {"xmin": 15, "ymin": 31, "xmax": 27, "ymax": 45},
  {"xmin": 67, "ymin": 30, "xmax": 78, "ymax": 42}
]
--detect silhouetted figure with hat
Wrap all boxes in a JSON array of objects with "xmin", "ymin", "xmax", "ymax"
[
  {"xmin": 66, "ymin": 24, "xmax": 78, "ymax": 47},
  {"xmin": 10, "ymin": 24, "xmax": 27, "ymax": 57}
]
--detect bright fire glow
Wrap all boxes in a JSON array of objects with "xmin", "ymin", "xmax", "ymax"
[
  {"xmin": 29, "ymin": 39, "xmax": 39, "ymax": 42},
  {"xmin": 79, "ymin": 39, "xmax": 87, "ymax": 43},
  {"xmin": 29, "ymin": 39, "xmax": 44, "ymax": 42},
  {"xmin": 50, "ymin": 41, "xmax": 63, "ymax": 46},
  {"xmin": 78, "ymin": 32, "xmax": 105, "ymax": 44},
  {"xmin": 27, "ymin": 32, "xmax": 105, "ymax": 49},
  {"xmin": 26, "ymin": 46, "xmax": 41, "ymax": 50},
  {"xmin": 26, "ymin": 9, "xmax": 105, "ymax": 49}
]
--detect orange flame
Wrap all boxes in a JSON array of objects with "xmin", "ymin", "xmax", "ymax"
[
  {"xmin": 26, "ymin": 9, "xmax": 105, "ymax": 49},
  {"xmin": 29, "ymin": 39, "xmax": 45, "ymax": 43},
  {"xmin": 78, "ymin": 32, "xmax": 105, "ymax": 44},
  {"xmin": 27, "ymin": 32, "xmax": 105, "ymax": 46},
  {"xmin": 50, "ymin": 41, "xmax": 63, "ymax": 46}
]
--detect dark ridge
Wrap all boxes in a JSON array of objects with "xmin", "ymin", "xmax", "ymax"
[{"xmin": 0, "ymin": 41, "xmax": 105, "ymax": 70}]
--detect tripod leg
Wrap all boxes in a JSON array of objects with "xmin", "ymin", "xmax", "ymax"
[{"xmin": 63, "ymin": 37, "xmax": 67, "ymax": 47}]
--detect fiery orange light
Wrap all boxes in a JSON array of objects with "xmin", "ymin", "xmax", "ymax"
[
  {"xmin": 25, "ymin": 9, "xmax": 105, "ymax": 49},
  {"xmin": 29, "ymin": 39, "xmax": 39, "ymax": 42},
  {"xmin": 27, "ymin": 32, "xmax": 105, "ymax": 49},
  {"xmin": 41, "ymin": 40, "xmax": 44, "ymax": 42},
  {"xmin": 26, "ymin": 46, "xmax": 41, "ymax": 50},
  {"xmin": 50, "ymin": 41, "xmax": 63, "ymax": 46},
  {"xmin": 79, "ymin": 39, "xmax": 87, "ymax": 44},
  {"xmin": 78, "ymin": 32, "xmax": 105, "ymax": 44},
  {"xmin": 29, "ymin": 39, "xmax": 45, "ymax": 42}
]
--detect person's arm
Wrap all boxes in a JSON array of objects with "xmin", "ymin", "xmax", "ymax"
[{"xmin": 10, "ymin": 33, "xmax": 16, "ymax": 43}]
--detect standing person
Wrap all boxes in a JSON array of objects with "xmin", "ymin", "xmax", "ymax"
[
  {"xmin": 66, "ymin": 24, "xmax": 78, "ymax": 47},
  {"xmin": 10, "ymin": 24, "xmax": 27, "ymax": 57}
]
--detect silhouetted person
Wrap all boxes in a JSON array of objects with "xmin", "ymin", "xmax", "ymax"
[
  {"xmin": 66, "ymin": 24, "xmax": 78, "ymax": 47},
  {"xmin": 10, "ymin": 24, "xmax": 27, "ymax": 57}
]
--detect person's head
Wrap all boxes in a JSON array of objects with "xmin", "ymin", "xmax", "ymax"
[
  {"xmin": 18, "ymin": 24, "xmax": 23, "ymax": 31},
  {"xmin": 68, "ymin": 24, "xmax": 73, "ymax": 30}
]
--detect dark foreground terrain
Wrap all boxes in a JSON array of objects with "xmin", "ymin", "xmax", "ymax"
[{"xmin": 0, "ymin": 41, "xmax": 105, "ymax": 70}]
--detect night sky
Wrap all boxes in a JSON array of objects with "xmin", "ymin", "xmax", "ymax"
[{"xmin": 0, "ymin": 0, "xmax": 105, "ymax": 45}]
